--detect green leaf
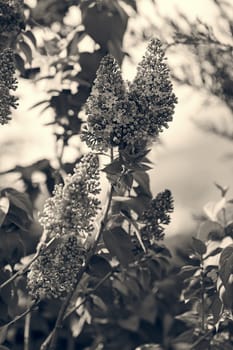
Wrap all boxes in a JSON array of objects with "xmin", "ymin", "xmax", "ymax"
[
  {"xmin": 91, "ymin": 294, "xmax": 108, "ymax": 313},
  {"xmin": 103, "ymin": 227, "xmax": 135, "ymax": 267},
  {"xmin": 176, "ymin": 311, "xmax": 199, "ymax": 327},
  {"xmin": 14, "ymin": 53, "xmax": 25, "ymax": 75},
  {"xmin": 18, "ymin": 41, "xmax": 33, "ymax": 65},
  {"xmin": 192, "ymin": 237, "xmax": 207, "ymax": 255},
  {"xmin": 0, "ymin": 198, "xmax": 9, "ymax": 227},
  {"xmin": 209, "ymin": 295, "xmax": 222, "ymax": 323},
  {"xmin": 121, "ymin": 172, "xmax": 133, "ymax": 190},
  {"xmin": 178, "ymin": 265, "xmax": 199, "ymax": 279},
  {"xmin": 81, "ymin": 2, "xmax": 128, "ymax": 48},
  {"xmin": 113, "ymin": 278, "xmax": 129, "ymax": 296},
  {"xmin": 138, "ymin": 268, "xmax": 151, "ymax": 290},
  {"xmin": 0, "ymin": 345, "xmax": 10, "ymax": 350},
  {"xmin": 133, "ymin": 171, "xmax": 152, "ymax": 198},
  {"xmin": 1, "ymin": 188, "xmax": 33, "ymax": 230},
  {"xmin": 23, "ymin": 30, "xmax": 37, "ymax": 48},
  {"xmin": 220, "ymin": 244, "xmax": 233, "ymax": 266},
  {"xmin": 214, "ymin": 182, "xmax": 229, "ymax": 197},
  {"xmin": 107, "ymin": 38, "xmax": 124, "ymax": 64},
  {"xmin": 197, "ymin": 220, "xmax": 224, "ymax": 241},
  {"xmin": 0, "ymin": 270, "xmax": 13, "ymax": 305},
  {"xmin": 183, "ymin": 277, "xmax": 201, "ymax": 300},
  {"xmin": 121, "ymin": 0, "xmax": 137, "ymax": 12},
  {"xmin": 118, "ymin": 315, "xmax": 140, "ymax": 331},
  {"xmin": 219, "ymin": 245, "xmax": 233, "ymax": 286},
  {"xmin": 67, "ymin": 30, "xmax": 86, "ymax": 56},
  {"xmin": 114, "ymin": 194, "xmax": 151, "ymax": 217},
  {"xmin": 0, "ymin": 299, "xmax": 10, "ymax": 326},
  {"xmin": 138, "ymin": 294, "xmax": 157, "ymax": 323},
  {"xmin": 87, "ymin": 255, "xmax": 112, "ymax": 278},
  {"xmin": 102, "ymin": 159, "xmax": 123, "ymax": 175},
  {"xmin": 172, "ymin": 329, "xmax": 195, "ymax": 345},
  {"xmin": 0, "ymin": 325, "xmax": 8, "ymax": 345},
  {"xmin": 135, "ymin": 344, "xmax": 163, "ymax": 350},
  {"xmin": 4, "ymin": 189, "xmax": 33, "ymax": 219},
  {"xmin": 0, "ymin": 232, "xmax": 25, "ymax": 267},
  {"xmin": 203, "ymin": 198, "xmax": 226, "ymax": 222},
  {"xmin": 203, "ymin": 247, "xmax": 222, "ymax": 260},
  {"xmin": 173, "ymin": 343, "xmax": 192, "ymax": 350}
]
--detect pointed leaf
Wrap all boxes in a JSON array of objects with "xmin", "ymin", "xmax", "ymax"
[
  {"xmin": 197, "ymin": 220, "xmax": 224, "ymax": 241},
  {"xmin": 103, "ymin": 227, "xmax": 135, "ymax": 266},
  {"xmin": 23, "ymin": 30, "xmax": 37, "ymax": 48},
  {"xmin": 204, "ymin": 247, "xmax": 222, "ymax": 260},
  {"xmin": 203, "ymin": 198, "xmax": 226, "ymax": 221},
  {"xmin": 87, "ymin": 255, "xmax": 112, "ymax": 278},
  {"xmin": 0, "ymin": 198, "xmax": 10, "ymax": 227},
  {"xmin": 192, "ymin": 237, "xmax": 207, "ymax": 255},
  {"xmin": 19, "ymin": 41, "xmax": 33, "ymax": 65},
  {"xmin": 118, "ymin": 315, "xmax": 140, "ymax": 331}
]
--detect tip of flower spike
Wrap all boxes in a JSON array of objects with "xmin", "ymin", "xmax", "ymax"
[{"xmin": 96, "ymin": 54, "xmax": 122, "ymax": 79}]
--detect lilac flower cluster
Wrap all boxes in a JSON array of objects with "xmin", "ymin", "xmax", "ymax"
[
  {"xmin": 81, "ymin": 55, "xmax": 127, "ymax": 151},
  {"xmin": 81, "ymin": 39, "xmax": 177, "ymax": 150},
  {"xmin": 27, "ymin": 235, "xmax": 86, "ymax": 299},
  {"xmin": 27, "ymin": 153, "xmax": 101, "ymax": 299},
  {"xmin": 0, "ymin": 0, "xmax": 24, "ymax": 34},
  {"xmin": 140, "ymin": 189, "xmax": 174, "ymax": 242},
  {"xmin": 0, "ymin": 49, "xmax": 18, "ymax": 125}
]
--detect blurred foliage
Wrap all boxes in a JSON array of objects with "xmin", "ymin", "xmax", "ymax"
[
  {"xmin": 135, "ymin": 0, "xmax": 233, "ymax": 143},
  {"xmin": 1, "ymin": 1, "xmax": 233, "ymax": 350}
]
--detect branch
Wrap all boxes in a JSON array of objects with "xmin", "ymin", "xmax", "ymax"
[
  {"xmin": 40, "ymin": 271, "xmax": 113, "ymax": 350},
  {"xmin": 0, "ymin": 236, "xmax": 58, "ymax": 291},
  {"xmin": 64, "ymin": 271, "xmax": 113, "ymax": 320},
  {"xmin": 190, "ymin": 327, "xmax": 215, "ymax": 349},
  {"xmin": 0, "ymin": 302, "xmax": 38, "ymax": 330},
  {"xmin": 24, "ymin": 312, "xmax": 31, "ymax": 350}
]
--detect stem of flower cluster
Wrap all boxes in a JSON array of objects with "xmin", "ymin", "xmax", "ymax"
[
  {"xmin": 200, "ymin": 256, "xmax": 205, "ymax": 332},
  {"xmin": 0, "ymin": 302, "xmax": 38, "ymax": 330}
]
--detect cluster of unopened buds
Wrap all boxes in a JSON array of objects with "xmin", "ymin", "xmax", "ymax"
[
  {"xmin": 27, "ymin": 153, "xmax": 101, "ymax": 299},
  {"xmin": 0, "ymin": 0, "xmax": 24, "ymax": 125},
  {"xmin": 0, "ymin": 48, "xmax": 18, "ymax": 125},
  {"xmin": 0, "ymin": 0, "xmax": 24, "ymax": 34},
  {"xmin": 140, "ymin": 189, "xmax": 174, "ymax": 242}
]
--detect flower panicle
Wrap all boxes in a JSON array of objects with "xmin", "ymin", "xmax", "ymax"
[
  {"xmin": 0, "ymin": 0, "xmax": 25, "ymax": 34},
  {"xmin": 81, "ymin": 54, "xmax": 127, "ymax": 151},
  {"xmin": 27, "ymin": 234, "xmax": 87, "ymax": 299},
  {"xmin": 0, "ymin": 48, "xmax": 18, "ymax": 125},
  {"xmin": 40, "ymin": 153, "xmax": 101, "ymax": 242},
  {"xmin": 81, "ymin": 39, "xmax": 177, "ymax": 151},
  {"xmin": 140, "ymin": 189, "xmax": 174, "ymax": 242},
  {"xmin": 128, "ymin": 38, "xmax": 178, "ymax": 143},
  {"xmin": 27, "ymin": 153, "xmax": 101, "ymax": 299}
]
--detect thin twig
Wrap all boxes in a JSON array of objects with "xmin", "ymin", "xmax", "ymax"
[
  {"xmin": 47, "ymin": 271, "xmax": 113, "ymax": 349},
  {"xmin": 24, "ymin": 312, "xmax": 31, "ymax": 350},
  {"xmin": 47, "ymin": 290, "xmax": 74, "ymax": 350},
  {"xmin": 0, "ymin": 302, "xmax": 37, "ymax": 330},
  {"xmin": 0, "ymin": 236, "xmax": 57, "ymax": 291},
  {"xmin": 64, "ymin": 271, "xmax": 113, "ymax": 320},
  {"xmin": 200, "ymin": 256, "xmax": 205, "ymax": 332},
  {"xmin": 190, "ymin": 327, "xmax": 215, "ymax": 349}
]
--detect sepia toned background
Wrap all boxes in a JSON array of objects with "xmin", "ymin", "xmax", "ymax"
[{"xmin": 1, "ymin": 0, "xmax": 232, "ymax": 237}]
